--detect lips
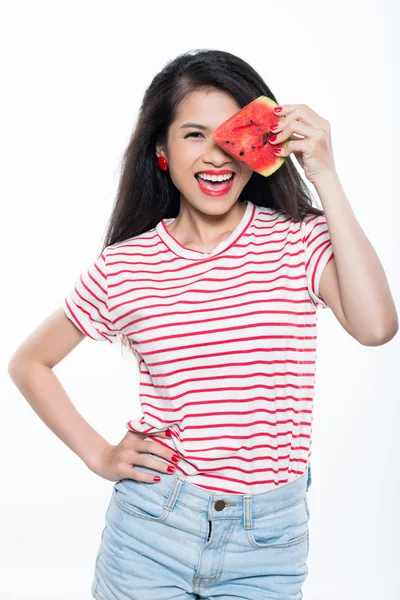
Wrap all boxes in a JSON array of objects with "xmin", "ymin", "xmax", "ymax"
[
  {"xmin": 194, "ymin": 170, "xmax": 235, "ymax": 176},
  {"xmin": 194, "ymin": 172, "xmax": 236, "ymax": 181},
  {"xmin": 195, "ymin": 172, "xmax": 236, "ymax": 196},
  {"xmin": 194, "ymin": 172, "xmax": 236, "ymax": 190}
]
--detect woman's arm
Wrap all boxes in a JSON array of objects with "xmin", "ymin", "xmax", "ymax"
[
  {"xmin": 7, "ymin": 308, "xmax": 111, "ymax": 470},
  {"xmin": 316, "ymin": 171, "xmax": 398, "ymax": 345}
]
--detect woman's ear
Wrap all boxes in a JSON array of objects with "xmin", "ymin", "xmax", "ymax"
[{"xmin": 156, "ymin": 140, "xmax": 165, "ymax": 159}]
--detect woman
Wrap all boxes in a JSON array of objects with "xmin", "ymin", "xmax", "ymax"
[{"xmin": 8, "ymin": 49, "xmax": 398, "ymax": 599}]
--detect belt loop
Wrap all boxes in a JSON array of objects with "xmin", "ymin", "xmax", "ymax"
[
  {"xmin": 306, "ymin": 462, "xmax": 312, "ymax": 492},
  {"xmin": 243, "ymin": 495, "xmax": 252, "ymax": 530},
  {"xmin": 164, "ymin": 476, "xmax": 185, "ymax": 512}
]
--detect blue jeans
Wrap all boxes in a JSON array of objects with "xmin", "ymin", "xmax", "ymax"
[{"xmin": 92, "ymin": 461, "xmax": 312, "ymax": 599}]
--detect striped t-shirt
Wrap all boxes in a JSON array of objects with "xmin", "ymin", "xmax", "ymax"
[{"xmin": 63, "ymin": 199, "xmax": 334, "ymax": 494}]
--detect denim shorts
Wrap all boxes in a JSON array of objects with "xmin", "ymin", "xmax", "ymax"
[{"xmin": 91, "ymin": 460, "xmax": 312, "ymax": 600}]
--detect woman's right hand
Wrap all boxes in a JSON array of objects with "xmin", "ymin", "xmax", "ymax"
[{"xmin": 88, "ymin": 430, "xmax": 180, "ymax": 483}]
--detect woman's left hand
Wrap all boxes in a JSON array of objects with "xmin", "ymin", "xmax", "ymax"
[{"xmin": 269, "ymin": 104, "xmax": 338, "ymax": 185}]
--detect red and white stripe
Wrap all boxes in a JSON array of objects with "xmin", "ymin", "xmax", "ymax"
[{"xmin": 63, "ymin": 201, "xmax": 334, "ymax": 494}]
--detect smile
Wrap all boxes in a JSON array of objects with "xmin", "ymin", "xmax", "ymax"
[{"xmin": 195, "ymin": 173, "xmax": 236, "ymax": 196}]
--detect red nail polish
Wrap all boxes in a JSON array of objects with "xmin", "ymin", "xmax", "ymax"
[
  {"xmin": 165, "ymin": 429, "xmax": 172, "ymax": 438},
  {"xmin": 167, "ymin": 465, "xmax": 176, "ymax": 473},
  {"xmin": 274, "ymin": 107, "xmax": 282, "ymax": 113},
  {"xmin": 171, "ymin": 454, "xmax": 179, "ymax": 463},
  {"xmin": 269, "ymin": 135, "xmax": 278, "ymax": 142},
  {"xmin": 274, "ymin": 148, "xmax": 281, "ymax": 154},
  {"xmin": 154, "ymin": 476, "xmax": 161, "ymax": 481}
]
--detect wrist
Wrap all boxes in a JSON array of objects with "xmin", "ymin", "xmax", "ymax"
[
  {"xmin": 83, "ymin": 437, "xmax": 113, "ymax": 473},
  {"xmin": 312, "ymin": 169, "xmax": 341, "ymax": 190}
]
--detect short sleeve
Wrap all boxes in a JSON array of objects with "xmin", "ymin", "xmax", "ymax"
[
  {"xmin": 62, "ymin": 249, "xmax": 119, "ymax": 342},
  {"xmin": 301, "ymin": 213, "xmax": 335, "ymax": 309}
]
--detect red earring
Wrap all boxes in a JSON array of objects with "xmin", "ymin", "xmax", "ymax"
[{"xmin": 157, "ymin": 156, "xmax": 168, "ymax": 171}]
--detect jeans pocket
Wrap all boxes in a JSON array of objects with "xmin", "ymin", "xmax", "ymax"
[
  {"xmin": 113, "ymin": 478, "xmax": 170, "ymax": 522},
  {"xmin": 246, "ymin": 496, "xmax": 309, "ymax": 549}
]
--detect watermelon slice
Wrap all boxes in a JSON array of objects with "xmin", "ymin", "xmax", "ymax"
[{"xmin": 211, "ymin": 95, "xmax": 288, "ymax": 177}]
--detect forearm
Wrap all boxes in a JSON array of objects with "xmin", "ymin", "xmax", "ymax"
[
  {"xmin": 314, "ymin": 171, "xmax": 398, "ymax": 340},
  {"xmin": 8, "ymin": 360, "xmax": 111, "ymax": 470}
]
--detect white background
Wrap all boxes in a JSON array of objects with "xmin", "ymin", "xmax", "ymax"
[{"xmin": 1, "ymin": 0, "xmax": 399, "ymax": 598}]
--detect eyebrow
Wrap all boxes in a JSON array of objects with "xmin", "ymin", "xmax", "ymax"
[{"xmin": 180, "ymin": 123, "xmax": 211, "ymax": 131}]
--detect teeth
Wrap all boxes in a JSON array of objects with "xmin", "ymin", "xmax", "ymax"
[{"xmin": 197, "ymin": 173, "xmax": 233, "ymax": 182}]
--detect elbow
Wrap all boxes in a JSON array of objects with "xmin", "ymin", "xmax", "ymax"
[
  {"xmin": 8, "ymin": 357, "xmax": 22, "ymax": 381},
  {"xmin": 356, "ymin": 322, "xmax": 399, "ymax": 347},
  {"xmin": 8, "ymin": 353, "xmax": 29, "ymax": 380}
]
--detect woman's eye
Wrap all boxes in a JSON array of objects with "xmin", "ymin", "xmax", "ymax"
[{"xmin": 184, "ymin": 132, "xmax": 204, "ymax": 139}]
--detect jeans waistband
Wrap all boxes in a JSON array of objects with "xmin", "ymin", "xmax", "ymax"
[{"xmin": 125, "ymin": 458, "xmax": 311, "ymax": 520}]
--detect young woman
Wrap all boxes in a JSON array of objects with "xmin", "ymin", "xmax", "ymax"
[{"xmin": 8, "ymin": 49, "xmax": 398, "ymax": 599}]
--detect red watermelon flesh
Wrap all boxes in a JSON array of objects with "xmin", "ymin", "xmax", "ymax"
[{"xmin": 211, "ymin": 95, "xmax": 287, "ymax": 177}]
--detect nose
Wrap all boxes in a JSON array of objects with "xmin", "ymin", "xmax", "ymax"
[{"xmin": 204, "ymin": 139, "xmax": 234, "ymax": 166}]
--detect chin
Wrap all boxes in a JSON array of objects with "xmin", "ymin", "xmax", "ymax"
[{"xmin": 182, "ymin": 196, "xmax": 242, "ymax": 215}]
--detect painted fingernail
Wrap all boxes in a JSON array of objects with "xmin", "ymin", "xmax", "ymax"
[
  {"xmin": 167, "ymin": 465, "xmax": 176, "ymax": 473},
  {"xmin": 274, "ymin": 107, "xmax": 282, "ymax": 113},
  {"xmin": 269, "ymin": 135, "xmax": 278, "ymax": 142},
  {"xmin": 165, "ymin": 429, "xmax": 172, "ymax": 438},
  {"xmin": 171, "ymin": 454, "xmax": 180, "ymax": 463},
  {"xmin": 274, "ymin": 148, "xmax": 281, "ymax": 154},
  {"xmin": 270, "ymin": 123, "xmax": 279, "ymax": 130},
  {"xmin": 154, "ymin": 476, "xmax": 161, "ymax": 481}
]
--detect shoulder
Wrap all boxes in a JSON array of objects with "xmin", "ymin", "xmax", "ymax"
[
  {"xmin": 253, "ymin": 205, "xmax": 304, "ymax": 242},
  {"xmin": 254, "ymin": 204, "xmax": 294, "ymax": 226},
  {"xmin": 300, "ymin": 212, "xmax": 328, "ymax": 239},
  {"xmin": 105, "ymin": 226, "xmax": 158, "ymax": 254}
]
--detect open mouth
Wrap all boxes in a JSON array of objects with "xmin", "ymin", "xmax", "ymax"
[{"xmin": 194, "ymin": 173, "xmax": 236, "ymax": 192}]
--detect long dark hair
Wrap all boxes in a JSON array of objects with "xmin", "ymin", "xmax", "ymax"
[{"xmin": 100, "ymin": 48, "xmax": 324, "ymax": 357}]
